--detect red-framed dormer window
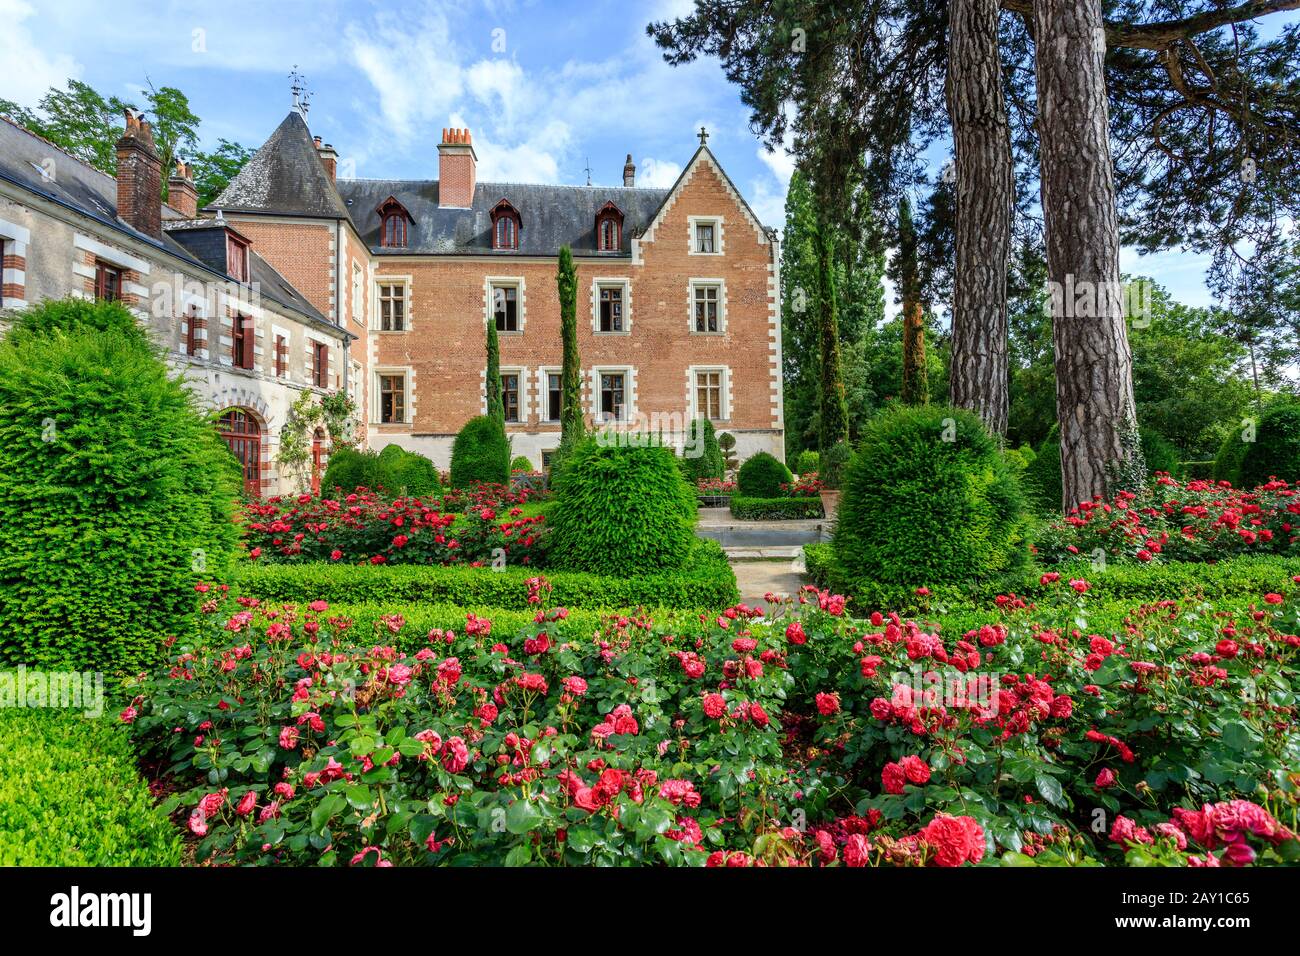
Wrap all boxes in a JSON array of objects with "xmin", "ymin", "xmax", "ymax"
[
  {"xmin": 490, "ymin": 199, "xmax": 521, "ymax": 251},
  {"xmin": 376, "ymin": 196, "xmax": 412, "ymax": 248},
  {"xmin": 227, "ymin": 233, "xmax": 250, "ymax": 283},
  {"xmin": 595, "ymin": 201, "xmax": 623, "ymax": 252}
]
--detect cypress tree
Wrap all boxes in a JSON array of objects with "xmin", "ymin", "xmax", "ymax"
[
  {"xmin": 898, "ymin": 196, "xmax": 929, "ymax": 406},
  {"xmin": 815, "ymin": 217, "xmax": 849, "ymax": 453},
  {"xmin": 485, "ymin": 303, "xmax": 504, "ymax": 426},
  {"xmin": 557, "ymin": 245, "xmax": 583, "ymax": 445}
]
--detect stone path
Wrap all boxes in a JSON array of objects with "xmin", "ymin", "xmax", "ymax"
[{"xmin": 695, "ymin": 506, "xmax": 824, "ymax": 610}]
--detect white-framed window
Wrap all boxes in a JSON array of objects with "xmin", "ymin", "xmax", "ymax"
[
  {"xmin": 351, "ymin": 261, "xmax": 364, "ymax": 326},
  {"xmin": 689, "ymin": 278, "xmax": 726, "ymax": 334},
  {"xmin": 375, "ymin": 370, "xmax": 409, "ymax": 424},
  {"xmin": 376, "ymin": 280, "xmax": 409, "ymax": 331},
  {"xmin": 499, "ymin": 367, "xmax": 523, "ymax": 423},
  {"xmin": 486, "ymin": 277, "xmax": 525, "ymax": 333},
  {"xmin": 591, "ymin": 366, "xmax": 635, "ymax": 424},
  {"xmin": 690, "ymin": 366, "xmax": 730, "ymax": 421},
  {"xmin": 539, "ymin": 367, "xmax": 563, "ymax": 423},
  {"xmin": 592, "ymin": 278, "xmax": 631, "ymax": 334},
  {"xmin": 688, "ymin": 216, "xmax": 723, "ymax": 255}
]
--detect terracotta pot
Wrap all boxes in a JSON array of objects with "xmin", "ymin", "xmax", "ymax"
[{"xmin": 819, "ymin": 489, "xmax": 840, "ymax": 522}]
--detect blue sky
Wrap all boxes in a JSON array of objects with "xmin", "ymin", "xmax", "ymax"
[{"xmin": 4, "ymin": 0, "xmax": 1292, "ymax": 314}]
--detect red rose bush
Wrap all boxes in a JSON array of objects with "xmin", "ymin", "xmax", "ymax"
[{"xmin": 125, "ymin": 575, "xmax": 1300, "ymax": 867}]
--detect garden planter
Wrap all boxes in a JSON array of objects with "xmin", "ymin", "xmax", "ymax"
[{"xmin": 819, "ymin": 489, "xmax": 840, "ymax": 522}]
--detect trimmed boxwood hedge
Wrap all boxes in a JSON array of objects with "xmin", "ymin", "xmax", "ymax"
[
  {"xmin": 1241, "ymin": 402, "xmax": 1300, "ymax": 487},
  {"xmin": 804, "ymin": 542, "xmax": 1300, "ymax": 616},
  {"xmin": 0, "ymin": 711, "xmax": 182, "ymax": 866},
  {"xmin": 235, "ymin": 538, "xmax": 738, "ymax": 610},
  {"xmin": 737, "ymin": 451, "xmax": 792, "ymax": 498},
  {"xmin": 729, "ymin": 496, "xmax": 825, "ymax": 520}
]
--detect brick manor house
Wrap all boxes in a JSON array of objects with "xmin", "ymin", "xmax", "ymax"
[{"xmin": 0, "ymin": 102, "xmax": 784, "ymax": 493}]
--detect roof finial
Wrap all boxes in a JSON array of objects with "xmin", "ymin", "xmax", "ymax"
[
  {"xmin": 584, "ymin": 157, "xmax": 592, "ymax": 187},
  {"xmin": 698, "ymin": 126, "xmax": 709, "ymax": 146},
  {"xmin": 289, "ymin": 65, "xmax": 311, "ymax": 118}
]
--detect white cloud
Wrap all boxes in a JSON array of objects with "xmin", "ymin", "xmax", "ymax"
[
  {"xmin": 637, "ymin": 157, "xmax": 681, "ymax": 188},
  {"xmin": 0, "ymin": 0, "xmax": 82, "ymax": 108}
]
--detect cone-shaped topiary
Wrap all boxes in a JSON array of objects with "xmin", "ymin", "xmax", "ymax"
[
  {"xmin": 833, "ymin": 405, "xmax": 1028, "ymax": 587},
  {"xmin": 1213, "ymin": 427, "xmax": 1249, "ymax": 486},
  {"xmin": 680, "ymin": 418, "xmax": 725, "ymax": 484},
  {"xmin": 0, "ymin": 300, "xmax": 240, "ymax": 673},
  {"xmin": 450, "ymin": 415, "xmax": 510, "ymax": 489},
  {"xmin": 737, "ymin": 451, "xmax": 793, "ymax": 498},
  {"xmin": 1240, "ymin": 401, "xmax": 1300, "ymax": 487},
  {"xmin": 549, "ymin": 437, "xmax": 697, "ymax": 575}
]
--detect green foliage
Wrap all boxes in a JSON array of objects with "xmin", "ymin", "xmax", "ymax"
[
  {"xmin": 680, "ymin": 418, "xmax": 725, "ymax": 483},
  {"xmin": 557, "ymin": 245, "xmax": 584, "ymax": 447},
  {"xmin": 1024, "ymin": 432, "xmax": 1064, "ymax": 514},
  {"xmin": 0, "ymin": 300, "xmax": 239, "ymax": 673},
  {"xmin": 235, "ymin": 538, "xmax": 737, "ymax": 610},
  {"xmin": 511, "ymin": 455, "xmax": 535, "ymax": 472},
  {"xmin": 1241, "ymin": 401, "xmax": 1300, "ymax": 486},
  {"xmin": 795, "ymin": 449, "xmax": 820, "ymax": 475},
  {"xmin": 4, "ymin": 296, "xmax": 148, "ymax": 348},
  {"xmin": 485, "ymin": 317, "xmax": 504, "ymax": 426},
  {"xmin": 815, "ymin": 222, "xmax": 850, "ymax": 452},
  {"xmin": 819, "ymin": 440, "xmax": 852, "ymax": 491},
  {"xmin": 833, "ymin": 405, "xmax": 1029, "ymax": 588},
  {"xmin": 549, "ymin": 438, "xmax": 697, "ymax": 576},
  {"xmin": 1179, "ymin": 459, "xmax": 1215, "ymax": 480},
  {"xmin": 321, "ymin": 447, "xmax": 387, "ymax": 495},
  {"xmin": 1140, "ymin": 427, "xmax": 1181, "ymax": 476},
  {"xmin": 736, "ymin": 451, "xmax": 793, "ymax": 498},
  {"xmin": 716, "ymin": 431, "xmax": 739, "ymax": 473},
  {"xmin": 389, "ymin": 447, "xmax": 441, "ymax": 496},
  {"xmin": 0, "ymin": 712, "xmax": 183, "ymax": 866},
  {"xmin": 1213, "ymin": 426, "xmax": 1251, "ymax": 486},
  {"xmin": 450, "ymin": 415, "xmax": 510, "ymax": 489},
  {"xmin": 1003, "ymin": 444, "xmax": 1036, "ymax": 475},
  {"xmin": 729, "ymin": 496, "xmax": 825, "ymax": 520},
  {"xmin": 190, "ymin": 138, "xmax": 254, "ymax": 208}
]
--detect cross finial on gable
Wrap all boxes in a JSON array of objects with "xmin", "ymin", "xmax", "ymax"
[{"xmin": 698, "ymin": 126, "xmax": 709, "ymax": 146}]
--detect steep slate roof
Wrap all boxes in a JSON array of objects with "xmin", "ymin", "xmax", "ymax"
[
  {"xmin": 0, "ymin": 115, "xmax": 342, "ymax": 336},
  {"xmin": 335, "ymin": 179, "xmax": 671, "ymax": 256},
  {"xmin": 210, "ymin": 110, "xmax": 351, "ymax": 219}
]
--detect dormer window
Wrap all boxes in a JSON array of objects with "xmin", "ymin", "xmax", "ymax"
[
  {"xmin": 490, "ymin": 199, "xmax": 522, "ymax": 251},
  {"xmin": 376, "ymin": 196, "xmax": 412, "ymax": 248},
  {"xmin": 595, "ymin": 201, "xmax": 624, "ymax": 252},
  {"xmin": 226, "ymin": 234, "xmax": 250, "ymax": 282}
]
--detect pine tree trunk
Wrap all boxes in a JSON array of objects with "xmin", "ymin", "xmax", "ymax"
[
  {"xmin": 946, "ymin": 0, "xmax": 1012, "ymax": 437},
  {"xmin": 898, "ymin": 198, "xmax": 928, "ymax": 405},
  {"xmin": 1034, "ymin": 0, "xmax": 1141, "ymax": 510}
]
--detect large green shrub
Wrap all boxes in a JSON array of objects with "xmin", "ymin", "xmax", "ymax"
[
  {"xmin": 3, "ymin": 296, "xmax": 150, "ymax": 349},
  {"xmin": 680, "ymin": 418, "xmax": 725, "ymax": 484},
  {"xmin": 0, "ymin": 303, "xmax": 239, "ymax": 673},
  {"xmin": 737, "ymin": 451, "xmax": 793, "ymax": 498},
  {"xmin": 511, "ymin": 455, "xmax": 535, "ymax": 472},
  {"xmin": 833, "ymin": 405, "xmax": 1028, "ymax": 588},
  {"xmin": 1213, "ymin": 427, "xmax": 1250, "ymax": 486},
  {"xmin": 450, "ymin": 415, "xmax": 510, "ymax": 488},
  {"xmin": 1241, "ymin": 402, "xmax": 1300, "ymax": 487},
  {"xmin": 387, "ymin": 446, "xmax": 441, "ymax": 496},
  {"xmin": 548, "ymin": 437, "xmax": 697, "ymax": 575},
  {"xmin": 795, "ymin": 449, "xmax": 821, "ymax": 475},
  {"xmin": 1024, "ymin": 432, "xmax": 1064, "ymax": 513},
  {"xmin": 321, "ymin": 446, "xmax": 387, "ymax": 495}
]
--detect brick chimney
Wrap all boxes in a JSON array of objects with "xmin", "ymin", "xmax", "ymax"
[
  {"xmin": 623, "ymin": 153, "xmax": 635, "ymax": 187},
  {"xmin": 167, "ymin": 158, "xmax": 199, "ymax": 218},
  {"xmin": 115, "ymin": 109, "xmax": 162, "ymax": 239},
  {"xmin": 314, "ymin": 135, "xmax": 339, "ymax": 181},
  {"xmin": 437, "ymin": 127, "xmax": 477, "ymax": 208}
]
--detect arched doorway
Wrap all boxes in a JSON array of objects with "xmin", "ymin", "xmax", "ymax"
[
  {"xmin": 311, "ymin": 428, "xmax": 325, "ymax": 496},
  {"xmin": 217, "ymin": 408, "xmax": 262, "ymax": 497}
]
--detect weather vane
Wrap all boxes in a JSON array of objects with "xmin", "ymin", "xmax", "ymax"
[{"xmin": 289, "ymin": 65, "xmax": 311, "ymax": 117}]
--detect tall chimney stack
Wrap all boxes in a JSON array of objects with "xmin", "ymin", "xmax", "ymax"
[
  {"xmin": 116, "ymin": 109, "xmax": 162, "ymax": 239},
  {"xmin": 437, "ymin": 127, "xmax": 477, "ymax": 208},
  {"xmin": 623, "ymin": 154, "xmax": 635, "ymax": 188},
  {"xmin": 315, "ymin": 135, "xmax": 339, "ymax": 181},
  {"xmin": 167, "ymin": 158, "xmax": 199, "ymax": 218}
]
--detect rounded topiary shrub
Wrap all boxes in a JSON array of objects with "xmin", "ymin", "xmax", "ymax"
[
  {"xmin": 450, "ymin": 415, "xmax": 510, "ymax": 488},
  {"xmin": 1213, "ymin": 427, "xmax": 1249, "ymax": 486},
  {"xmin": 833, "ymin": 405, "xmax": 1028, "ymax": 587},
  {"xmin": 321, "ymin": 447, "xmax": 387, "ymax": 495},
  {"xmin": 1240, "ymin": 402, "xmax": 1300, "ymax": 487},
  {"xmin": 548, "ymin": 437, "xmax": 697, "ymax": 575},
  {"xmin": 511, "ymin": 455, "xmax": 535, "ymax": 472},
  {"xmin": 0, "ymin": 305, "xmax": 239, "ymax": 674},
  {"xmin": 390, "ymin": 448, "xmax": 441, "ymax": 496},
  {"xmin": 795, "ymin": 449, "xmax": 820, "ymax": 476},
  {"xmin": 737, "ymin": 451, "xmax": 792, "ymax": 498}
]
